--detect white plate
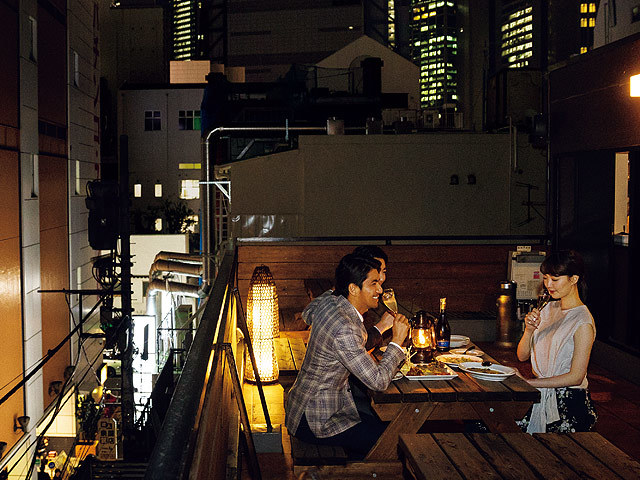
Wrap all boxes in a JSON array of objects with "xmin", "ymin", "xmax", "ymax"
[
  {"xmin": 403, "ymin": 363, "xmax": 458, "ymax": 381},
  {"xmin": 450, "ymin": 335, "xmax": 470, "ymax": 348},
  {"xmin": 392, "ymin": 371, "xmax": 403, "ymax": 381},
  {"xmin": 435, "ymin": 353, "xmax": 484, "ymax": 368},
  {"xmin": 459, "ymin": 362, "xmax": 516, "ymax": 382},
  {"xmin": 450, "ymin": 347, "xmax": 484, "ymax": 356}
]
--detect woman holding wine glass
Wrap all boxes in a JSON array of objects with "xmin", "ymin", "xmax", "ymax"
[{"xmin": 516, "ymin": 250, "xmax": 597, "ymax": 433}]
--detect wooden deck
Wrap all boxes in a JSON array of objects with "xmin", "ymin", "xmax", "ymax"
[{"xmin": 242, "ymin": 334, "xmax": 640, "ymax": 479}]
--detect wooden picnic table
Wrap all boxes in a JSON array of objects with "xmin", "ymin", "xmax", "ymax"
[
  {"xmin": 398, "ymin": 432, "xmax": 640, "ymax": 480},
  {"xmin": 366, "ymin": 346, "xmax": 540, "ymax": 461}
]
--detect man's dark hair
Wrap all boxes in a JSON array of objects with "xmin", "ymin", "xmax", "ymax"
[
  {"xmin": 334, "ymin": 254, "xmax": 381, "ymax": 298},
  {"xmin": 352, "ymin": 245, "xmax": 388, "ymax": 263}
]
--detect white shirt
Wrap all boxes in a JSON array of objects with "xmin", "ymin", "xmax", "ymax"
[{"xmin": 527, "ymin": 301, "xmax": 595, "ymax": 433}]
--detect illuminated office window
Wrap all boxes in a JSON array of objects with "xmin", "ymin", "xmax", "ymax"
[
  {"xmin": 580, "ymin": 3, "xmax": 588, "ymax": 13},
  {"xmin": 155, "ymin": 218, "xmax": 163, "ymax": 232},
  {"xmin": 589, "ymin": 17, "xmax": 595, "ymax": 27},
  {"xmin": 180, "ymin": 179, "xmax": 200, "ymax": 199},
  {"xmin": 589, "ymin": 3, "xmax": 596, "ymax": 13},
  {"xmin": 581, "ymin": 46, "xmax": 588, "ymax": 54},
  {"xmin": 155, "ymin": 183, "xmax": 162, "ymax": 197},
  {"xmin": 581, "ymin": 17, "xmax": 588, "ymax": 27},
  {"xmin": 145, "ymin": 111, "xmax": 161, "ymax": 131},
  {"xmin": 134, "ymin": 184, "xmax": 142, "ymax": 197}
]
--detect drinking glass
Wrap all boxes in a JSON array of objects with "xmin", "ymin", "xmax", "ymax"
[
  {"xmin": 382, "ymin": 288, "xmax": 398, "ymax": 313},
  {"xmin": 537, "ymin": 288, "xmax": 551, "ymax": 311}
]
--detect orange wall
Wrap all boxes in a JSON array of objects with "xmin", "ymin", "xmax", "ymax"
[
  {"xmin": 0, "ymin": 149, "xmax": 24, "ymax": 457},
  {"xmin": 39, "ymin": 155, "xmax": 70, "ymax": 410}
]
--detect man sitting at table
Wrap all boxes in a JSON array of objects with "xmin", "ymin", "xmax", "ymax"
[
  {"xmin": 302, "ymin": 245, "xmax": 395, "ymax": 350},
  {"xmin": 285, "ymin": 253, "xmax": 410, "ymax": 458}
]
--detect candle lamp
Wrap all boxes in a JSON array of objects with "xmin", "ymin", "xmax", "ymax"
[{"xmin": 410, "ymin": 310, "xmax": 436, "ymax": 364}]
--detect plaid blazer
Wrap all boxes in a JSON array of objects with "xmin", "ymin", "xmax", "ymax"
[{"xmin": 285, "ymin": 294, "xmax": 405, "ymax": 438}]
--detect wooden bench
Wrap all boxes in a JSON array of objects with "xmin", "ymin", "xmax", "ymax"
[
  {"xmin": 291, "ymin": 436, "xmax": 402, "ymax": 478},
  {"xmin": 274, "ymin": 337, "xmax": 306, "ymax": 376},
  {"xmin": 398, "ymin": 432, "xmax": 640, "ymax": 480}
]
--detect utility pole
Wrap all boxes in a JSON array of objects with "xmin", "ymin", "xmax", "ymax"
[{"xmin": 119, "ymin": 135, "xmax": 135, "ymax": 458}]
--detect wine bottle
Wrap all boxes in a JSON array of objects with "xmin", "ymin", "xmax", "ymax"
[{"xmin": 436, "ymin": 297, "xmax": 451, "ymax": 352}]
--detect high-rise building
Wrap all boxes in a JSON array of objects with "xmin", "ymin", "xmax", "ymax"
[
  {"xmin": 499, "ymin": 2, "xmax": 534, "ymax": 68},
  {"xmin": 410, "ymin": 0, "xmax": 459, "ymax": 110},
  {"xmin": 172, "ymin": 0, "xmax": 199, "ymax": 60},
  {"xmin": 578, "ymin": 1, "xmax": 598, "ymax": 53}
]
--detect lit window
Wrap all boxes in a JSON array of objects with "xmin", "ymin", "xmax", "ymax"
[
  {"xmin": 28, "ymin": 16, "xmax": 37, "ymax": 61},
  {"xmin": 580, "ymin": 46, "xmax": 588, "ymax": 54},
  {"xmin": 134, "ymin": 184, "xmax": 142, "ymax": 197},
  {"xmin": 155, "ymin": 184, "xmax": 162, "ymax": 197},
  {"xmin": 180, "ymin": 179, "xmax": 200, "ymax": 199},
  {"xmin": 178, "ymin": 110, "xmax": 201, "ymax": 130},
  {"xmin": 31, "ymin": 154, "xmax": 39, "ymax": 198},
  {"xmin": 155, "ymin": 218, "xmax": 163, "ymax": 231},
  {"xmin": 185, "ymin": 214, "xmax": 199, "ymax": 233},
  {"xmin": 75, "ymin": 160, "xmax": 81, "ymax": 194},
  {"xmin": 145, "ymin": 111, "xmax": 161, "ymax": 131},
  {"xmin": 72, "ymin": 50, "xmax": 80, "ymax": 87},
  {"xmin": 580, "ymin": 3, "xmax": 587, "ymax": 13},
  {"xmin": 178, "ymin": 163, "xmax": 201, "ymax": 169},
  {"xmin": 589, "ymin": 3, "xmax": 596, "ymax": 13},
  {"xmin": 580, "ymin": 17, "xmax": 588, "ymax": 27},
  {"xmin": 589, "ymin": 17, "xmax": 595, "ymax": 27}
]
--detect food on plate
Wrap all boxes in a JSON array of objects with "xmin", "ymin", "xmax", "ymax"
[
  {"xmin": 467, "ymin": 367, "xmax": 504, "ymax": 375},
  {"xmin": 406, "ymin": 362, "xmax": 451, "ymax": 376},
  {"xmin": 437, "ymin": 354, "xmax": 482, "ymax": 364}
]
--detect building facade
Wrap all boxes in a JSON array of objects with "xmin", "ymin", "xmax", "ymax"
[{"xmin": 0, "ymin": 0, "xmax": 102, "ymax": 475}]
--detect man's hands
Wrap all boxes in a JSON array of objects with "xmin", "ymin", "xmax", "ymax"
[
  {"xmin": 390, "ymin": 313, "xmax": 410, "ymax": 346},
  {"xmin": 376, "ymin": 311, "xmax": 395, "ymax": 334}
]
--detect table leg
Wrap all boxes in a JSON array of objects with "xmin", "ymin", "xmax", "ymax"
[
  {"xmin": 469, "ymin": 402, "xmax": 527, "ymax": 433},
  {"xmin": 366, "ymin": 403, "xmax": 436, "ymax": 462}
]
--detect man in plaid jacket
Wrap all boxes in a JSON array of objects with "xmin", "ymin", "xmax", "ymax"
[{"xmin": 285, "ymin": 253, "xmax": 410, "ymax": 458}]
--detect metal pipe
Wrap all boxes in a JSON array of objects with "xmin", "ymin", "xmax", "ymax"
[
  {"xmin": 147, "ymin": 279, "xmax": 200, "ymax": 298},
  {"xmin": 154, "ymin": 251, "xmax": 203, "ymax": 264},
  {"xmin": 202, "ymin": 125, "xmax": 327, "ymax": 286},
  {"xmin": 149, "ymin": 259, "xmax": 203, "ymax": 279}
]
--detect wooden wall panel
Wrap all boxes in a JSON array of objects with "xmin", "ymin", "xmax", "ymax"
[
  {"xmin": 238, "ymin": 244, "xmax": 517, "ymax": 315},
  {"xmin": 0, "ymin": 149, "xmax": 23, "ymax": 456},
  {"xmin": 40, "ymin": 154, "xmax": 69, "ymax": 409}
]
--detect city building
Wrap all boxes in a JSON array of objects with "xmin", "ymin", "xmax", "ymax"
[
  {"xmin": 224, "ymin": 0, "xmax": 388, "ymax": 83},
  {"xmin": 0, "ymin": 0, "xmax": 102, "ymax": 475}
]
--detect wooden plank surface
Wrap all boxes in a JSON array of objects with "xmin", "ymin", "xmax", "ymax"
[
  {"xmin": 569, "ymin": 432, "xmax": 640, "ymax": 480},
  {"xmin": 500, "ymin": 433, "xmax": 582, "ymax": 480},
  {"xmin": 433, "ymin": 433, "xmax": 502, "ymax": 479},
  {"xmin": 534, "ymin": 433, "xmax": 624, "ymax": 479},
  {"xmin": 274, "ymin": 338, "xmax": 296, "ymax": 374},
  {"xmin": 399, "ymin": 434, "xmax": 464, "ymax": 480},
  {"xmin": 289, "ymin": 337, "xmax": 306, "ymax": 370},
  {"xmin": 466, "ymin": 433, "xmax": 539, "ymax": 480}
]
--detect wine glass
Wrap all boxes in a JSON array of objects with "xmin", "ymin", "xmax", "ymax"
[
  {"xmin": 537, "ymin": 287, "xmax": 551, "ymax": 311},
  {"xmin": 382, "ymin": 288, "xmax": 398, "ymax": 314}
]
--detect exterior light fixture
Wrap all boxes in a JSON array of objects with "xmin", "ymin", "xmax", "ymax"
[
  {"xmin": 631, "ymin": 73, "xmax": 640, "ymax": 97},
  {"xmin": 245, "ymin": 265, "xmax": 280, "ymax": 383},
  {"xmin": 14, "ymin": 416, "xmax": 30, "ymax": 433}
]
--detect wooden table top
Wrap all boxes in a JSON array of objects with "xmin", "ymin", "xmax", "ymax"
[
  {"xmin": 371, "ymin": 348, "xmax": 541, "ymax": 405},
  {"xmin": 398, "ymin": 432, "xmax": 640, "ymax": 480}
]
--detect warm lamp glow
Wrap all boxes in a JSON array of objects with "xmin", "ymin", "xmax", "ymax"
[
  {"xmin": 245, "ymin": 265, "xmax": 280, "ymax": 383},
  {"xmin": 631, "ymin": 74, "xmax": 640, "ymax": 97}
]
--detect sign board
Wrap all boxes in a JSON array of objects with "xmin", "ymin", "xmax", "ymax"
[
  {"xmin": 508, "ymin": 251, "xmax": 546, "ymax": 300},
  {"xmin": 96, "ymin": 417, "xmax": 117, "ymax": 460}
]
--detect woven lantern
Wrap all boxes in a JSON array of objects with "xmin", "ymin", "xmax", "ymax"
[{"xmin": 245, "ymin": 265, "xmax": 280, "ymax": 382}]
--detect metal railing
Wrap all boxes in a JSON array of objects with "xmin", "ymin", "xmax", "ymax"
[{"xmin": 144, "ymin": 246, "xmax": 268, "ymax": 479}]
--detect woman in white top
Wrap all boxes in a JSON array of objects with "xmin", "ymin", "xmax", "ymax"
[{"xmin": 516, "ymin": 250, "xmax": 597, "ymax": 434}]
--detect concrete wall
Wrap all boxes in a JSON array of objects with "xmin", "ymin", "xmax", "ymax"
[
  {"xmin": 228, "ymin": 133, "xmax": 547, "ymax": 238},
  {"xmin": 316, "ymin": 35, "xmax": 420, "ymax": 111},
  {"xmin": 119, "ymin": 86, "xmax": 204, "ymax": 224}
]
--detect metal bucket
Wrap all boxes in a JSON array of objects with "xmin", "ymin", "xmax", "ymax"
[{"xmin": 496, "ymin": 281, "xmax": 518, "ymax": 347}]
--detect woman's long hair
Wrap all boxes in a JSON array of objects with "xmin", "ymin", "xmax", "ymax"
[{"xmin": 540, "ymin": 250, "xmax": 587, "ymax": 300}]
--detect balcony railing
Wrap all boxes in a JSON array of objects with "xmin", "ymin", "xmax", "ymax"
[{"xmin": 145, "ymin": 247, "xmax": 265, "ymax": 479}]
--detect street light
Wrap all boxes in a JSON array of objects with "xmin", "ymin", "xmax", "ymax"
[{"xmin": 630, "ymin": 73, "xmax": 640, "ymax": 97}]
